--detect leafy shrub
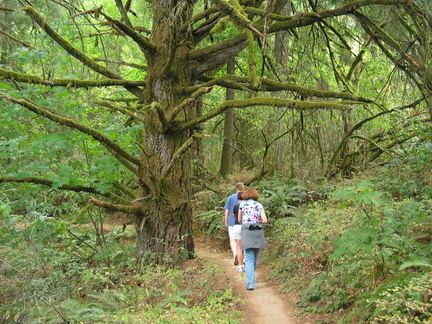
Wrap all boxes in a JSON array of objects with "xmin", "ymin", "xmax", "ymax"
[
  {"xmin": 1, "ymin": 191, "xmax": 243, "ymax": 324},
  {"xmin": 371, "ymin": 274, "xmax": 432, "ymax": 323},
  {"xmin": 257, "ymin": 178, "xmax": 332, "ymax": 219},
  {"xmin": 264, "ymin": 175, "xmax": 431, "ymax": 323},
  {"xmin": 378, "ymin": 141, "xmax": 432, "ymax": 200}
]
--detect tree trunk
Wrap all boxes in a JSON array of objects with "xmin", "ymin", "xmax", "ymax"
[
  {"xmin": 273, "ymin": 2, "xmax": 291, "ymax": 173},
  {"xmin": 134, "ymin": 0, "xmax": 196, "ymax": 265},
  {"xmin": 219, "ymin": 59, "xmax": 236, "ymax": 177}
]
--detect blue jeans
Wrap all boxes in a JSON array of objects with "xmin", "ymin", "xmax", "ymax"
[{"xmin": 244, "ymin": 248, "xmax": 259, "ymax": 289}]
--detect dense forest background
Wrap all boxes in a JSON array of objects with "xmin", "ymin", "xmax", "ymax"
[{"xmin": 1, "ymin": 0, "xmax": 431, "ymax": 323}]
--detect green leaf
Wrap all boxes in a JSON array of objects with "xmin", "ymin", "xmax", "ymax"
[
  {"xmin": 0, "ymin": 82, "xmax": 13, "ymax": 90},
  {"xmin": 399, "ymin": 259, "xmax": 432, "ymax": 270}
]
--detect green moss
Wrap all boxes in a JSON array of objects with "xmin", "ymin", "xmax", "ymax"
[
  {"xmin": 0, "ymin": 68, "xmax": 41, "ymax": 83},
  {"xmin": 210, "ymin": 16, "xmax": 230, "ymax": 35}
]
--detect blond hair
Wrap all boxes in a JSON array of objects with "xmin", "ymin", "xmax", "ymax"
[{"xmin": 235, "ymin": 182, "xmax": 244, "ymax": 191}]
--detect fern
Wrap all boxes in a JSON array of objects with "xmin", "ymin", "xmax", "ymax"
[{"xmin": 399, "ymin": 259, "xmax": 432, "ymax": 270}]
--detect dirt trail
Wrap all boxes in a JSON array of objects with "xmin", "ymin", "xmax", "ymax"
[{"xmin": 193, "ymin": 239, "xmax": 318, "ymax": 324}]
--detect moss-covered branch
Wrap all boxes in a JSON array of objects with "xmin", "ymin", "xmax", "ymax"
[
  {"xmin": 1, "ymin": 94, "xmax": 140, "ymax": 172},
  {"xmin": 0, "ymin": 68, "xmax": 146, "ymax": 88},
  {"xmin": 169, "ymin": 87, "xmax": 213, "ymax": 123},
  {"xmin": 153, "ymin": 102, "xmax": 169, "ymax": 132},
  {"xmin": 0, "ymin": 29, "xmax": 33, "ymax": 48},
  {"xmin": 23, "ymin": 5, "xmax": 145, "ymax": 97},
  {"xmin": 23, "ymin": 7, "xmax": 124, "ymax": 80},
  {"xmin": 158, "ymin": 134, "xmax": 202, "ymax": 183},
  {"xmin": 269, "ymin": 0, "xmax": 408, "ymax": 33},
  {"xmin": 175, "ymin": 97, "xmax": 360, "ymax": 133},
  {"xmin": 190, "ymin": 74, "xmax": 371, "ymax": 102},
  {"xmin": 354, "ymin": 10, "xmax": 422, "ymax": 71},
  {"xmin": 181, "ymin": 7, "xmax": 220, "ymax": 31},
  {"xmin": 0, "ymin": 176, "xmax": 130, "ymax": 205},
  {"xmin": 0, "ymin": 6, "xmax": 14, "ymax": 12},
  {"xmin": 326, "ymin": 98, "xmax": 424, "ymax": 176},
  {"xmin": 99, "ymin": 11, "xmax": 156, "ymax": 54},
  {"xmin": 93, "ymin": 57, "xmax": 147, "ymax": 70},
  {"xmin": 190, "ymin": 0, "xmax": 408, "ymax": 71},
  {"xmin": 89, "ymin": 196, "xmax": 140, "ymax": 215},
  {"xmin": 95, "ymin": 100, "xmax": 145, "ymax": 123}
]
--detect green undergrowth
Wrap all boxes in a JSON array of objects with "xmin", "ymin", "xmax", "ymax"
[
  {"xmin": 0, "ymin": 198, "xmax": 243, "ymax": 324},
  {"xmin": 263, "ymin": 174, "xmax": 432, "ymax": 323}
]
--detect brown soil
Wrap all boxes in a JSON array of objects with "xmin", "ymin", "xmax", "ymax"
[{"xmin": 190, "ymin": 237, "xmax": 333, "ymax": 324}]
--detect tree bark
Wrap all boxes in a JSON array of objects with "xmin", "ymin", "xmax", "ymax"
[
  {"xmin": 219, "ymin": 59, "xmax": 236, "ymax": 177},
  {"xmin": 132, "ymin": 0, "xmax": 198, "ymax": 265}
]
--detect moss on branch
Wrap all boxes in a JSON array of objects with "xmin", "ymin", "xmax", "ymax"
[
  {"xmin": 0, "ymin": 176, "xmax": 130, "ymax": 205},
  {"xmin": 52, "ymin": 79, "xmax": 145, "ymax": 87},
  {"xmin": 0, "ymin": 7, "xmax": 14, "ymax": 12},
  {"xmin": 212, "ymin": 0, "xmax": 251, "ymax": 28},
  {"xmin": 0, "ymin": 68, "xmax": 42, "ymax": 84},
  {"xmin": 1, "ymin": 94, "xmax": 140, "ymax": 171},
  {"xmin": 176, "ymin": 97, "xmax": 360, "ymax": 133},
  {"xmin": 0, "ymin": 30, "xmax": 32, "ymax": 48},
  {"xmin": 23, "ymin": 7, "xmax": 122, "ymax": 80},
  {"xmin": 170, "ymin": 87, "xmax": 213, "ymax": 122},
  {"xmin": 99, "ymin": 11, "xmax": 156, "ymax": 54},
  {"xmin": 94, "ymin": 100, "xmax": 145, "ymax": 123},
  {"xmin": 191, "ymin": 74, "xmax": 371, "ymax": 102},
  {"xmin": 89, "ymin": 196, "xmax": 140, "ymax": 215},
  {"xmin": 0, "ymin": 68, "xmax": 144, "ymax": 88},
  {"xmin": 183, "ymin": 7, "xmax": 220, "ymax": 31},
  {"xmin": 269, "ymin": 0, "xmax": 408, "ymax": 33}
]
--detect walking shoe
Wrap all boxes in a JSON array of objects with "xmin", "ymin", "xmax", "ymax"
[
  {"xmin": 234, "ymin": 254, "xmax": 238, "ymax": 265},
  {"xmin": 246, "ymin": 287, "xmax": 254, "ymax": 290},
  {"xmin": 236, "ymin": 265, "xmax": 244, "ymax": 273}
]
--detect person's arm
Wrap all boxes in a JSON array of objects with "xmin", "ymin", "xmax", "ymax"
[
  {"xmin": 238, "ymin": 209, "xmax": 242, "ymax": 224},
  {"xmin": 260, "ymin": 209, "xmax": 268, "ymax": 224},
  {"xmin": 224, "ymin": 208, "xmax": 229, "ymax": 227}
]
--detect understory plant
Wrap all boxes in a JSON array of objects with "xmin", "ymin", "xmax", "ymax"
[
  {"xmin": 0, "ymin": 194, "xmax": 243, "ymax": 323},
  {"xmin": 265, "ymin": 175, "xmax": 431, "ymax": 323}
]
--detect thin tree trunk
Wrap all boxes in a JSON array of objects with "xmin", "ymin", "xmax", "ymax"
[{"xmin": 219, "ymin": 59, "xmax": 236, "ymax": 177}]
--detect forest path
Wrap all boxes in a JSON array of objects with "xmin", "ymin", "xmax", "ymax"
[{"xmin": 192, "ymin": 238, "xmax": 318, "ymax": 324}]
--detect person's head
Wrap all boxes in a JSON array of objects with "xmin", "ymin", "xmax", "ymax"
[
  {"xmin": 237, "ymin": 192, "xmax": 244, "ymax": 201},
  {"xmin": 235, "ymin": 182, "xmax": 244, "ymax": 192},
  {"xmin": 241, "ymin": 188, "xmax": 259, "ymax": 201}
]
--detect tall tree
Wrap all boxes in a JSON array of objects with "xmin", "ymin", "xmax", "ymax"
[
  {"xmin": 0, "ymin": 0, "xmax": 420, "ymax": 264},
  {"xmin": 219, "ymin": 59, "xmax": 236, "ymax": 177}
]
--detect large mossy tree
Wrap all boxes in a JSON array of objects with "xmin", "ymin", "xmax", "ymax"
[{"xmin": 0, "ymin": 0, "xmax": 429, "ymax": 264}]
